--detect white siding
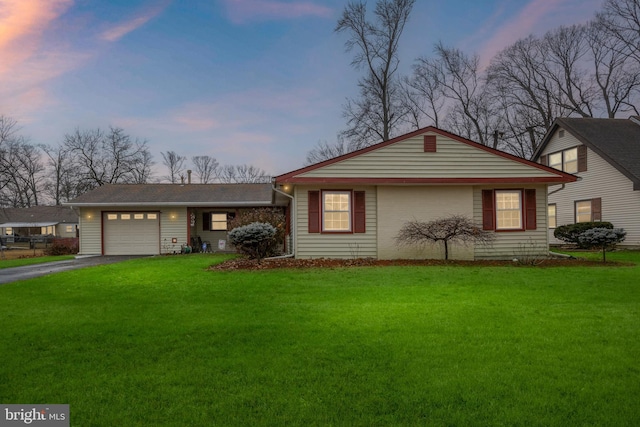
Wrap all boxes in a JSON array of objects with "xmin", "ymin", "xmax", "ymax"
[
  {"xmin": 473, "ymin": 185, "xmax": 549, "ymax": 260},
  {"xmin": 294, "ymin": 186, "xmax": 377, "ymax": 259},
  {"xmin": 160, "ymin": 208, "xmax": 188, "ymax": 254},
  {"xmin": 542, "ymin": 129, "xmax": 640, "ymax": 247},
  {"xmin": 298, "ymin": 133, "xmax": 557, "ymax": 179},
  {"xmin": 377, "ymin": 186, "xmax": 475, "ymax": 260},
  {"xmin": 78, "ymin": 208, "xmax": 102, "ymax": 255}
]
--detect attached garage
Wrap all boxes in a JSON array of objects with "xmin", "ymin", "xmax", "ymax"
[{"xmin": 103, "ymin": 212, "xmax": 160, "ymax": 255}]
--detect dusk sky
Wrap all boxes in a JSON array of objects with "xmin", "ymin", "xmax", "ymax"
[{"xmin": 1, "ymin": 0, "xmax": 604, "ymax": 179}]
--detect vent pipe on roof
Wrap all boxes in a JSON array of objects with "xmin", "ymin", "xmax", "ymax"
[{"xmin": 187, "ymin": 170, "xmax": 192, "ymax": 184}]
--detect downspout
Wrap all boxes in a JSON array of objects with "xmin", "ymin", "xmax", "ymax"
[
  {"xmin": 270, "ymin": 185, "xmax": 295, "ymax": 259},
  {"xmin": 547, "ymin": 177, "xmax": 581, "ymax": 257}
]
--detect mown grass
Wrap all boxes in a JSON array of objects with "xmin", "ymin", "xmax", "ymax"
[
  {"xmin": 0, "ymin": 252, "xmax": 638, "ymax": 426},
  {"xmin": 0, "ymin": 254, "xmax": 75, "ymax": 269}
]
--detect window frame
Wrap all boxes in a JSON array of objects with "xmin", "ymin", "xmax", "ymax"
[
  {"xmin": 495, "ymin": 190, "xmax": 524, "ymax": 231},
  {"xmin": 210, "ymin": 213, "xmax": 228, "ymax": 231},
  {"xmin": 547, "ymin": 146, "xmax": 580, "ymax": 173},
  {"xmin": 321, "ymin": 190, "xmax": 352, "ymax": 233},
  {"xmin": 548, "ymin": 204, "xmax": 557, "ymax": 229},
  {"xmin": 575, "ymin": 200, "xmax": 593, "ymax": 223}
]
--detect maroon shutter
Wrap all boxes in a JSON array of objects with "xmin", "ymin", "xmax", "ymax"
[
  {"xmin": 202, "ymin": 213, "xmax": 210, "ymax": 231},
  {"xmin": 524, "ymin": 189, "xmax": 537, "ymax": 230},
  {"xmin": 540, "ymin": 154, "xmax": 548, "ymax": 166},
  {"xmin": 308, "ymin": 191, "xmax": 320, "ymax": 233},
  {"xmin": 482, "ymin": 190, "xmax": 495, "ymax": 230},
  {"xmin": 424, "ymin": 135, "xmax": 437, "ymax": 152},
  {"xmin": 592, "ymin": 197, "xmax": 602, "ymax": 221},
  {"xmin": 577, "ymin": 145, "xmax": 587, "ymax": 172},
  {"xmin": 354, "ymin": 191, "xmax": 366, "ymax": 233}
]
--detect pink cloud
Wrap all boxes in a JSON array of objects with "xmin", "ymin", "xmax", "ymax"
[
  {"xmin": 0, "ymin": 0, "xmax": 74, "ymax": 76},
  {"xmin": 475, "ymin": 0, "xmax": 601, "ymax": 66},
  {"xmin": 222, "ymin": 0, "xmax": 332, "ymax": 24},
  {"xmin": 100, "ymin": 0, "xmax": 171, "ymax": 42}
]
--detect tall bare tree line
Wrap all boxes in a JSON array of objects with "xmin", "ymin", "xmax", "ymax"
[
  {"xmin": 0, "ymin": 119, "xmax": 271, "ymax": 208},
  {"xmin": 307, "ymin": 0, "xmax": 640, "ymax": 164}
]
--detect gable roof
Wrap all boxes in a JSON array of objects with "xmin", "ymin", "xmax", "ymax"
[
  {"xmin": 64, "ymin": 183, "xmax": 288, "ymax": 207},
  {"xmin": 534, "ymin": 117, "xmax": 640, "ymax": 189},
  {"xmin": 276, "ymin": 126, "xmax": 576, "ymax": 185},
  {"xmin": 0, "ymin": 205, "xmax": 78, "ymax": 225}
]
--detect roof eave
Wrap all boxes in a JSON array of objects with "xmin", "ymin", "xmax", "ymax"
[
  {"xmin": 63, "ymin": 201, "xmax": 278, "ymax": 208},
  {"xmin": 277, "ymin": 176, "xmax": 577, "ymax": 185}
]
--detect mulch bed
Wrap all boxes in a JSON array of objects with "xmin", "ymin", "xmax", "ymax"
[{"xmin": 210, "ymin": 256, "xmax": 625, "ymax": 271}]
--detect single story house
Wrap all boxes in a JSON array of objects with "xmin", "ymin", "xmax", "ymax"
[
  {"xmin": 533, "ymin": 116, "xmax": 640, "ymax": 247},
  {"xmin": 0, "ymin": 205, "xmax": 79, "ymax": 243},
  {"xmin": 274, "ymin": 126, "xmax": 577, "ymax": 260},
  {"xmin": 64, "ymin": 183, "xmax": 289, "ymax": 256}
]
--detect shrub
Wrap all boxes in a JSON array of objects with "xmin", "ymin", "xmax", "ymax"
[
  {"xmin": 44, "ymin": 238, "xmax": 79, "ymax": 256},
  {"xmin": 228, "ymin": 222, "xmax": 277, "ymax": 261},
  {"xmin": 228, "ymin": 208, "xmax": 286, "ymax": 253},
  {"xmin": 554, "ymin": 222, "xmax": 613, "ymax": 247},
  {"xmin": 578, "ymin": 227, "xmax": 626, "ymax": 262}
]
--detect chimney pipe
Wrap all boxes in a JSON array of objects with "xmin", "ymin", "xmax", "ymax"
[{"xmin": 187, "ymin": 170, "xmax": 192, "ymax": 184}]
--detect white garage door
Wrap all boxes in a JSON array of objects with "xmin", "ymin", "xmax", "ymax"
[{"xmin": 103, "ymin": 212, "xmax": 160, "ymax": 255}]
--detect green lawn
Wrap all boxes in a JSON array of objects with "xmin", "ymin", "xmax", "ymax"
[
  {"xmin": 1, "ymin": 253, "xmax": 639, "ymax": 426},
  {"xmin": 0, "ymin": 254, "xmax": 75, "ymax": 269}
]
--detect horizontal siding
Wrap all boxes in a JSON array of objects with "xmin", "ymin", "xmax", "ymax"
[
  {"xmin": 377, "ymin": 186, "xmax": 474, "ymax": 260},
  {"xmin": 160, "ymin": 208, "xmax": 188, "ymax": 254},
  {"xmin": 543, "ymin": 143, "xmax": 640, "ymax": 247},
  {"xmin": 299, "ymin": 134, "xmax": 555, "ymax": 179},
  {"xmin": 78, "ymin": 208, "xmax": 102, "ymax": 255},
  {"xmin": 473, "ymin": 185, "xmax": 549, "ymax": 260},
  {"xmin": 295, "ymin": 186, "xmax": 377, "ymax": 259}
]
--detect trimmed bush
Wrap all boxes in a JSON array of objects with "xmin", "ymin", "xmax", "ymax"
[
  {"xmin": 228, "ymin": 222, "xmax": 277, "ymax": 261},
  {"xmin": 578, "ymin": 227, "xmax": 626, "ymax": 262},
  {"xmin": 554, "ymin": 222, "xmax": 613, "ymax": 247},
  {"xmin": 228, "ymin": 208, "xmax": 286, "ymax": 254},
  {"xmin": 44, "ymin": 238, "xmax": 79, "ymax": 256}
]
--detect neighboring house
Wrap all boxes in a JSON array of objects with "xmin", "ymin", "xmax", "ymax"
[
  {"xmin": 0, "ymin": 205, "xmax": 79, "ymax": 242},
  {"xmin": 275, "ymin": 126, "xmax": 576, "ymax": 260},
  {"xmin": 533, "ymin": 116, "xmax": 640, "ymax": 247},
  {"xmin": 64, "ymin": 183, "xmax": 289, "ymax": 256}
]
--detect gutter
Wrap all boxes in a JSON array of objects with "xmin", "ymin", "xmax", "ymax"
[{"xmin": 272, "ymin": 185, "xmax": 295, "ymax": 258}]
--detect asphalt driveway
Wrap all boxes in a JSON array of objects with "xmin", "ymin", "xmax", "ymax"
[{"xmin": 0, "ymin": 256, "xmax": 146, "ymax": 284}]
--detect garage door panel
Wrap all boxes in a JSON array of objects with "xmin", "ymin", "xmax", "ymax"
[{"xmin": 103, "ymin": 212, "xmax": 160, "ymax": 255}]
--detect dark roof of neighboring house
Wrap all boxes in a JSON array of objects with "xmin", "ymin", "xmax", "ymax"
[
  {"xmin": 64, "ymin": 183, "xmax": 289, "ymax": 207},
  {"xmin": 534, "ymin": 117, "xmax": 640, "ymax": 188},
  {"xmin": 0, "ymin": 205, "xmax": 79, "ymax": 225}
]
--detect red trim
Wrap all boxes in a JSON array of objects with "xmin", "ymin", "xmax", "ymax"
[
  {"xmin": 278, "ymin": 176, "xmax": 575, "ymax": 184},
  {"xmin": 524, "ymin": 189, "xmax": 537, "ymax": 230},
  {"xmin": 353, "ymin": 191, "xmax": 366, "ymax": 233},
  {"xmin": 482, "ymin": 190, "xmax": 494, "ymax": 230},
  {"xmin": 275, "ymin": 126, "xmax": 578, "ymax": 184},
  {"xmin": 308, "ymin": 191, "xmax": 320, "ymax": 233}
]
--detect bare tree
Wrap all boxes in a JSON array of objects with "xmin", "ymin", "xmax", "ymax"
[
  {"xmin": 305, "ymin": 137, "xmax": 351, "ymax": 165},
  {"xmin": 192, "ymin": 155, "xmax": 219, "ymax": 183},
  {"xmin": 216, "ymin": 164, "xmax": 271, "ymax": 184},
  {"xmin": 395, "ymin": 215, "xmax": 494, "ymax": 260},
  {"xmin": 336, "ymin": 0, "xmax": 415, "ymax": 150},
  {"xmin": 597, "ymin": 0, "xmax": 640, "ymax": 65},
  {"xmin": 161, "ymin": 150, "xmax": 186, "ymax": 184},
  {"xmin": 403, "ymin": 60, "xmax": 446, "ymax": 129},
  {"xmin": 64, "ymin": 126, "xmax": 153, "ymax": 189}
]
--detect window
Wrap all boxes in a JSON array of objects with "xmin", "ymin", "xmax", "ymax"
[
  {"xmin": 308, "ymin": 190, "xmax": 366, "ymax": 234},
  {"xmin": 548, "ymin": 204, "xmax": 557, "ymax": 228},
  {"xmin": 121, "ymin": 214, "xmax": 131, "ymax": 220},
  {"xmin": 211, "ymin": 213, "xmax": 228, "ymax": 231},
  {"xmin": 495, "ymin": 191, "xmax": 522, "ymax": 230},
  {"xmin": 575, "ymin": 198, "xmax": 602, "ymax": 223},
  {"xmin": 323, "ymin": 191, "xmax": 351, "ymax": 232},
  {"xmin": 147, "ymin": 213, "xmax": 157, "ymax": 220},
  {"xmin": 65, "ymin": 225, "xmax": 74, "ymax": 233},
  {"xmin": 107, "ymin": 214, "xmax": 118, "ymax": 220},
  {"xmin": 134, "ymin": 213, "xmax": 145, "ymax": 220},
  {"xmin": 5, "ymin": 227, "xmax": 12, "ymax": 235},
  {"xmin": 546, "ymin": 146, "xmax": 584, "ymax": 173}
]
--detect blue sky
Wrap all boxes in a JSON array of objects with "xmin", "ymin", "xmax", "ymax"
[{"xmin": 0, "ymin": 0, "xmax": 603, "ymax": 178}]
